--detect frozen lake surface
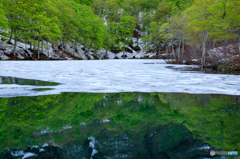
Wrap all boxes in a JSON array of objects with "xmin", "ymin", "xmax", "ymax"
[{"xmin": 0, "ymin": 59, "xmax": 240, "ymax": 97}]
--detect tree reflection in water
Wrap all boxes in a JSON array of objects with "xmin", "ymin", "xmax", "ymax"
[{"xmin": 0, "ymin": 92, "xmax": 239, "ymax": 158}]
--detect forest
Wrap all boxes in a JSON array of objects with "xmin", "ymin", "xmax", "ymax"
[{"xmin": 0, "ymin": 0, "xmax": 240, "ymax": 68}]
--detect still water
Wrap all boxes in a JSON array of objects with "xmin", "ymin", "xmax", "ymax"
[{"xmin": 0, "ymin": 92, "xmax": 239, "ymax": 159}]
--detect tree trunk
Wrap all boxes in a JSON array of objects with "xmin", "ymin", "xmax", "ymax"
[
  {"xmin": 41, "ymin": 40, "xmax": 44, "ymax": 54},
  {"xmin": 202, "ymin": 42, "xmax": 206, "ymax": 67},
  {"xmin": 88, "ymin": 47, "xmax": 91, "ymax": 59},
  {"xmin": 182, "ymin": 36, "xmax": 184, "ymax": 59},
  {"xmin": 52, "ymin": 43, "xmax": 54, "ymax": 52},
  {"xmin": 33, "ymin": 38, "xmax": 36, "ymax": 51},
  {"xmin": 166, "ymin": 43, "xmax": 168, "ymax": 59},
  {"xmin": 48, "ymin": 42, "xmax": 50, "ymax": 57},
  {"xmin": 61, "ymin": 36, "xmax": 64, "ymax": 51},
  {"xmin": 196, "ymin": 39, "xmax": 198, "ymax": 57},
  {"xmin": 38, "ymin": 39, "xmax": 40, "ymax": 60},
  {"xmin": 123, "ymin": 44, "xmax": 126, "ymax": 58},
  {"xmin": 74, "ymin": 42, "xmax": 77, "ymax": 56},
  {"xmin": 178, "ymin": 37, "xmax": 181, "ymax": 60},
  {"xmin": 202, "ymin": 33, "xmax": 208, "ymax": 67},
  {"xmin": 33, "ymin": 30, "xmax": 36, "ymax": 51},
  {"xmin": 84, "ymin": 45, "xmax": 87, "ymax": 55},
  {"xmin": 38, "ymin": 49, "xmax": 40, "ymax": 60},
  {"xmin": 8, "ymin": 28, "xmax": 13, "ymax": 43},
  {"xmin": 105, "ymin": 49, "xmax": 108, "ymax": 58},
  {"xmin": 171, "ymin": 39, "xmax": 176, "ymax": 59},
  {"xmin": 224, "ymin": 39, "xmax": 227, "ymax": 58},
  {"xmin": 238, "ymin": 36, "xmax": 240, "ymax": 54},
  {"xmin": 12, "ymin": 33, "xmax": 17, "ymax": 57}
]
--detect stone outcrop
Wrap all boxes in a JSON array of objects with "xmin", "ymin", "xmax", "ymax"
[{"xmin": 0, "ymin": 36, "xmax": 163, "ymax": 60}]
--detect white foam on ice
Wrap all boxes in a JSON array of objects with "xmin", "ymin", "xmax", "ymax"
[{"xmin": 0, "ymin": 59, "xmax": 240, "ymax": 97}]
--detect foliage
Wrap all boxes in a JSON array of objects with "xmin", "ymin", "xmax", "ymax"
[{"xmin": 0, "ymin": 3, "xmax": 8, "ymax": 30}]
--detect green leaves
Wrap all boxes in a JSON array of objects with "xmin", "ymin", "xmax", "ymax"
[{"xmin": 0, "ymin": 3, "xmax": 8, "ymax": 30}]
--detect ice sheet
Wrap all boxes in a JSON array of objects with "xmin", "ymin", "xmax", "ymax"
[{"xmin": 0, "ymin": 59, "xmax": 240, "ymax": 97}]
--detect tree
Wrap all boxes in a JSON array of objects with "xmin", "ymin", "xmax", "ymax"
[
  {"xmin": 118, "ymin": 12, "xmax": 136, "ymax": 57},
  {"xmin": 224, "ymin": 0, "xmax": 240, "ymax": 54},
  {"xmin": 122, "ymin": 0, "xmax": 141, "ymax": 17},
  {"xmin": 2, "ymin": 0, "xmax": 30, "ymax": 56},
  {"xmin": 185, "ymin": 0, "xmax": 216, "ymax": 67},
  {"xmin": 105, "ymin": 0, "xmax": 120, "ymax": 22},
  {"xmin": 166, "ymin": 15, "xmax": 187, "ymax": 60}
]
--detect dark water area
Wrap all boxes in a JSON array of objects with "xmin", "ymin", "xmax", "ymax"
[
  {"xmin": 165, "ymin": 66, "xmax": 240, "ymax": 75},
  {"xmin": 0, "ymin": 92, "xmax": 239, "ymax": 159},
  {"xmin": 0, "ymin": 76, "xmax": 59, "ymax": 86}
]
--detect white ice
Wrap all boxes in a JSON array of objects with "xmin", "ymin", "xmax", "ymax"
[{"xmin": 0, "ymin": 59, "xmax": 240, "ymax": 97}]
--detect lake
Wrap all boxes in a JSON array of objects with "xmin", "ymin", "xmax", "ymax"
[{"xmin": 0, "ymin": 60, "xmax": 239, "ymax": 159}]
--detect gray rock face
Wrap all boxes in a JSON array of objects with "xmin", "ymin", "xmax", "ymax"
[{"xmin": 0, "ymin": 35, "xmax": 158, "ymax": 60}]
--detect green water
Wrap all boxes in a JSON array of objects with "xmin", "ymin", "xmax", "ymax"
[{"xmin": 0, "ymin": 92, "xmax": 239, "ymax": 159}]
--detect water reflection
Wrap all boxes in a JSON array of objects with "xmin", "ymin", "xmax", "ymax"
[
  {"xmin": 0, "ymin": 92, "xmax": 239, "ymax": 159},
  {"xmin": 0, "ymin": 76, "xmax": 59, "ymax": 86}
]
